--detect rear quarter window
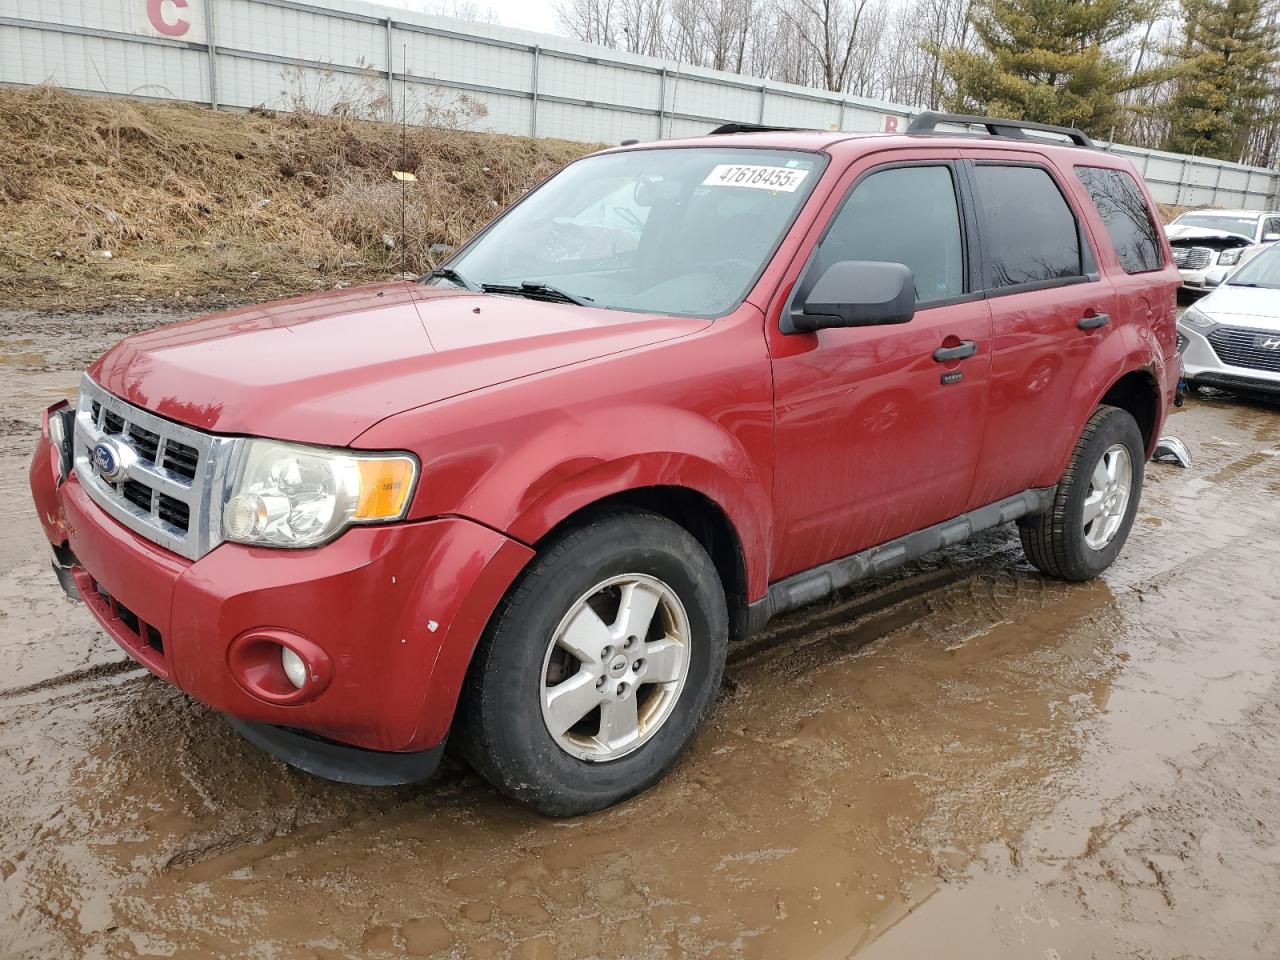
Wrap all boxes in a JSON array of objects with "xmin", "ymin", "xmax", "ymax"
[{"xmin": 1075, "ymin": 166, "xmax": 1164, "ymax": 274}]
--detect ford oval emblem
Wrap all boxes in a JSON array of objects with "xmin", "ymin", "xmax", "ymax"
[{"xmin": 92, "ymin": 441, "xmax": 120, "ymax": 480}]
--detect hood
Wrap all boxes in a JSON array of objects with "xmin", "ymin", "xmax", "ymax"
[
  {"xmin": 91, "ymin": 283, "xmax": 708, "ymax": 445},
  {"xmin": 1198, "ymin": 283, "xmax": 1280, "ymax": 332},
  {"xmin": 1166, "ymin": 225, "xmax": 1254, "ymax": 247}
]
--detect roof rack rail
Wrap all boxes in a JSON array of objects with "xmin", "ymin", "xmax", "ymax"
[
  {"xmin": 709, "ymin": 122, "xmax": 808, "ymax": 135},
  {"xmin": 906, "ymin": 111, "xmax": 1095, "ymax": 149}
]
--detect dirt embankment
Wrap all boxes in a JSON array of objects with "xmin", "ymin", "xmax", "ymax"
[{"xmin": 0, "ymin": 87, "xmax": 594, "ymax": 311}]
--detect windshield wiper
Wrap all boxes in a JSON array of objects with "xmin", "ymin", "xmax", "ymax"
[
  {"xmin": 426, "ymin": 266, "xmax": 480, "ymax": 292},
  {"xmin": 481, "ymin": 281, "xmax": 593, "ymax": 307}
]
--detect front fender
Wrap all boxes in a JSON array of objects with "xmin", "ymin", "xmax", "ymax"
[
  {"xmin": 354, "ymin": 313, "xmax": 776, "ymax": 598},
  {"xmin": 505, "ymin": 441, "xmax": 771, "ymax": 596}
]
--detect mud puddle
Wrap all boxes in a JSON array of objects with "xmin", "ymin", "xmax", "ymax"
[{"xmin": 3, "ymin": 309, "xmax": 1280, "ymax": 958}]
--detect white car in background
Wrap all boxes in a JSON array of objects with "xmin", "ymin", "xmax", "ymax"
[
  {"xmin": 1178, "ymin": 242, "xmax": 1280, "ymax": 397},
  {"xmin": 1166, "ymin": 209, "xmax": 1280, "ymax": 293}
]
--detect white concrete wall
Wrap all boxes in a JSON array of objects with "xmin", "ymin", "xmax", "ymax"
[{"xmin": 2, "ymin": 0, "xmax": 1277, "ymax": 209}]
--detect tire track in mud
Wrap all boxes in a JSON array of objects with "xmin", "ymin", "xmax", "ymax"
[{"xmin": 0, "ymin": 659, "xmax": 140, "ymax": 701}]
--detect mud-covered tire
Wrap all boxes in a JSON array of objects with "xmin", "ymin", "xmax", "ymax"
[
  {"xmin": 453, "ymin": 509, "xmax": 728, "ymax": 817},
  {"xmin": 1019, "ymin": 405, "xmax": 1145, "ymax": 581}
]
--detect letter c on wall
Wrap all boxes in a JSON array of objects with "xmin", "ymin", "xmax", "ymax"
[{"xmin": 147, "ymin": 0, "xmax": 191, "ymax": 38}]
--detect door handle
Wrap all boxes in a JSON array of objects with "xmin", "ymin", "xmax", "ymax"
[
  {"xmin": 1078, "ymin": 312, "xmax": 1110, "ymax": 330},
  {"xmin": 933, "ymin": 340, "xmax": 977, "ymax": 362}
]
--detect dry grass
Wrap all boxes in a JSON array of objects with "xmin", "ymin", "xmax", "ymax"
[{"xmin": 0, "ymin": 86, "xmax": 595, "ymax": 310}]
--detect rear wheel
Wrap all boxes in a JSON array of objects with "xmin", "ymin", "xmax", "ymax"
[
  {"xmin": 454, "ymin": 509, "xmax": 728, "ymax": 816},
  {"xmin": 1019, "ymin": 405, "xmax": 1144, "ymax": 581}
]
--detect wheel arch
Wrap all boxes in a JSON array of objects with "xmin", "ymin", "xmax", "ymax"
[
  {"xmin": 533, "ymin": 484, "xmax": 754, "ymax": 641},
  {"xmin": 1096, "ymin": 367, "xmax": 1162, "ymax": 457}
]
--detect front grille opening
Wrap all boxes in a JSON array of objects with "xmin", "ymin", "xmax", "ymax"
[
  {"xmin": 127, "ymin": 424, "xmax": 160, "ymax": 463},
  {"xmin": 89, "ymin": 578, "xmax": 167, "ymax": 658},
  {"xmin": 116, "ymin": 602, "xmax": 140, "ymax": 637},
  {"xmin": 1208, "ymin": 327, "xmax": 1280, "ymax": 374},
  {"xmin": 156, "ymin": 494, "xmax": 190, "ymax": 532},
  {"xmin": 120, "ymin": 480, "xmax": 153, "ymax": 513},
  {"xmin": 102, "ymin": 409, "xmax": 125, "ymax": 434},
  {"xmin": 162, "ymin": 439, "xmax": 199, "ymax": 482},
  {"xmin": 90, "ymin": 400, "xmax": 102, "ymax": 423}
]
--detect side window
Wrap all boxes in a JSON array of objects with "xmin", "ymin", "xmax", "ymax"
[
  {"xmin": 817, "ymin": 165, "xmax": 965, "ymax": 304},
  {"xmin": 1075, "ymin": 166, "xmax": 1163, "ymax": 273},
  {"xmin": 1264, "ymin": 217, "xmax": 1280, "ymax": 241},
  {"xmin": 972, "ymin": 165, "xmax": 1083, "ymax": 289}
]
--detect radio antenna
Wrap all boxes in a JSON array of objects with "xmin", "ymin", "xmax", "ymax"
[{"xmin": 399, "ymin": 41, "xmax": 408, "ymax": 280}]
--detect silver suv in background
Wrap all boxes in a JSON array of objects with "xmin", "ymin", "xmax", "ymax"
[
  {"xmin": 1166, "ymin": 209, "xmax": 1280, "ymax": 293},
  {"xmin": 1179, "ymin": 242, "xmax": 1280, "ymax": 397}
]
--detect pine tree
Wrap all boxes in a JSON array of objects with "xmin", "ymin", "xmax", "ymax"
[
  {"xmin": 936, "ymin": 0, "xmax": 1160, "ymax": 137},
  {"xmin": 1161, "ymin": 0, "xmax": 1280, "ymax": 161}
]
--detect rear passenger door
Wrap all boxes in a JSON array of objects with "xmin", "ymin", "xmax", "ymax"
[
  {"xmin": 1074, "ymin": 163, "xmax": 1175, "ymax": 362},
  {"xmin": 965, "ymin": 154, "xmax": 1119, "ymax": 505}
]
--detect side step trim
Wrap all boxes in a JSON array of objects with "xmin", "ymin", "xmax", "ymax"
[{"xmin": 745, "ymin": 486, "xmax": 1056, "ymax": 634}]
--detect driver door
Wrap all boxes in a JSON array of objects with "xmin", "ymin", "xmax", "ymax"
[{"xmin": 767, "ymin": 154, "xmax": 993, "ymax": 580}]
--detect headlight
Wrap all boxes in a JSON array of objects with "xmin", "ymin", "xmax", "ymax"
[
  {"xmin": 1217, "ymin": 248, "xmax": 1243, "ymax": 266},
  {"xmin": 1180, "ymin": 305, "xmax": 1216, "ymax": 330},
  {"xmin": 223, "ymin": 439, "xmax": 417, "ymax": 548}
]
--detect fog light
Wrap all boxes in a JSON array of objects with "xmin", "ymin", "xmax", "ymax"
[
  {"xmin": 227, "ymin": 629, "xmax": 332, "ymax": 705},
  {"xmin": 281, "ymin": 646, "xmax": 307, "ymax": 688}
]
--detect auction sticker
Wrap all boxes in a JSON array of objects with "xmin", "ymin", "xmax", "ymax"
[{"xmin": 702, "ymin": 164, "xmax": 809, "ymax": 192}]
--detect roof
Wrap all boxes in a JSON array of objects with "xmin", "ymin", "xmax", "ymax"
[{"xmin": 611, "ymin": 129, "xmax": 1130, "ymax": 166}]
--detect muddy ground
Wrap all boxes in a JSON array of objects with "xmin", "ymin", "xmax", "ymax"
[{"xmin": 2, "ymin": 307, "xmax": 1279, "ymax": 959}]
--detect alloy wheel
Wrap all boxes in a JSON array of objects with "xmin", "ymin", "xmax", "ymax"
[{"xmin": 539, "ymin": 574, "xmax": 691, "ymax": 762}]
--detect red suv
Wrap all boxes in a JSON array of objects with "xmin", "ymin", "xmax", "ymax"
[{"xmin": 30, "ymin": 113, "xmax": 1180, "ymax": 815}]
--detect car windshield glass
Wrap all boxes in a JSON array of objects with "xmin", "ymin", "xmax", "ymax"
[
  {"xmin": 1174, "ymin": 214, "xmax": 1259, "ymax": 236},
  {"xmin": 437, "ymin": 148, "xmax": 826, "ymax": 317},
  {"xmin": 1226, "ymin": 245, "xmax": 1280, "ymax": 288}
]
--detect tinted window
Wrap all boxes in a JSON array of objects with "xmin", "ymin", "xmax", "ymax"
[
  {"xmin": 1076, "ymin": 166, "xmax": 1163, "ymax": 273},
  {"xmin": 817, "ymin": 165, "xmax": 964, "ymax": 303},
  {"xmin": 1264, "ymin": 217, "xmax": 1280, "ymax": 238},
  {"xmin": 973, "ymin": 165, "xmax": 1083, "ymax": 289}
]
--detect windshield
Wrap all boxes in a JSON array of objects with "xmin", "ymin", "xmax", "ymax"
[
  {"xmin": 1173, "ymin": 213, "xmax": 1259, "ymax": 237},
  {"xmin": 437, "ymin": 147, "xmax": 826, "ymax": 317},
  {"xmin": 1227, "ymin": 244, "xmax": 1280, "ymax": 288}
]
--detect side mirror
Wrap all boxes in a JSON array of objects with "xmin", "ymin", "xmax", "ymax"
[
  {"xmin": 787, "ymin": 260, "xmax": 916, "ymax": 334},
  {"xmin": 1204, "ymin": 273, "xmax": 1223, "ymax": 288},
  {"xmin": 1262, "ymin": 232, "xmax": 1280, "ymax": 243}
]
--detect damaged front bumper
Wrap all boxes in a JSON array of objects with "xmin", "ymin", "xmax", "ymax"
[{"xmin": 29, "ymin": 399, "xmax": 533, "ymax": 785}]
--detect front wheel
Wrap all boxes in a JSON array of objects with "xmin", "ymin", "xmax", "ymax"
[
  {"xmin": 453, "ymin": 509, "xmax": 728, "ymax": 816},
  {"xmin": 1019, "ymin": 404, "xmax": 1144, "ymax": 581}
]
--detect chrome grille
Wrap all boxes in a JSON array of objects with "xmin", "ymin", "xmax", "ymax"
[
  {"xmin": 1172, "ymin": 246, "xmax": 1212, "ymax": 270},
  {"xmin": 73, "ymin": 376, "xmax": 237, "ymax": 561},
  {"xmin": 1207, "ymin": 326, "xmax": 1280, "ymax": 373}
]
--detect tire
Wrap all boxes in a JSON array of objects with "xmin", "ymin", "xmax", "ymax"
[
  {"xmin": 1019, "ymin": 405, "xmax": 1144, "ymax": 582},
  {"xmin": 453, "ymin": 508, "xmax": 728, "ymax": 816}
]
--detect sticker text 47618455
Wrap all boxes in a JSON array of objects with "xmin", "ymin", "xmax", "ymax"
[{"xmin": 701, "ymin": 164, "xmax": 810, "ymax": 192}]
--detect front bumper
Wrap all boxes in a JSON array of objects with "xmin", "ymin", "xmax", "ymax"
[
  {"xmin": 31, "ymin": 405, "xmax": 533, "ymax": 771},
  {"xmin": 1178, "ymin": 323, "xmax": 1280, "ymax": 394}
]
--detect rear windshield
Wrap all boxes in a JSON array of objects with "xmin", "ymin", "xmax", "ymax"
[
  {"xmin": 439, "ymin": 148, "xmax": 826, "ymax": 318},
  {"xmin": 1174, "ymin": 213, "xmax": 1259, "ymax": 236}
]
